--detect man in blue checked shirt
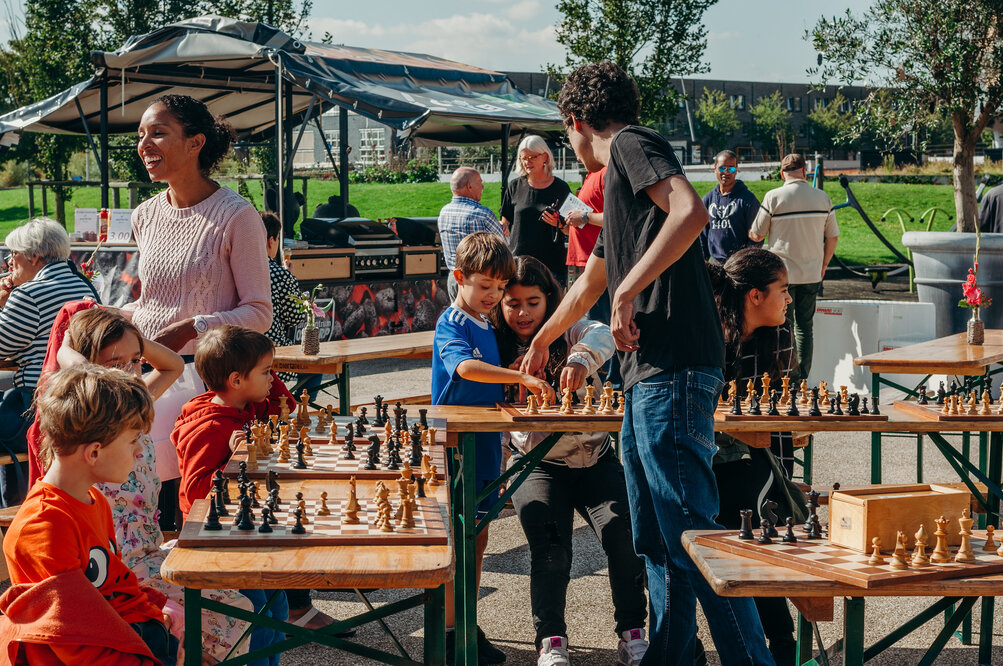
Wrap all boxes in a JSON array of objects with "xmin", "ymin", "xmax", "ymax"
[{"xmin": 438, "ymin": 167, "xmax": 507, "ymax": 300}]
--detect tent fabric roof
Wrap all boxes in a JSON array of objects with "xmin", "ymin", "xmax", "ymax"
[{"xmin": 0, "ymin": 15, "xmax": 563, "ymax": 146}]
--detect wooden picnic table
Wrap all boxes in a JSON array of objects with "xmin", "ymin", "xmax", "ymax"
[
  {"xmin": 161, "ymin": 475, "xmax": 452, "ymax": 665},
  {"xmin": 272, "ymin": 331, "xmax": 435, "ymax": 415},
  {"xmin": 0, "ymin": 358, "xmax": 17, "ymax": 371},
  {"xmin": 682, "ymin": 530, "xmax": 1003, "ymax": 665}
]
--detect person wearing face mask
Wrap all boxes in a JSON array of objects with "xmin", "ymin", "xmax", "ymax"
[
  {"xmin": 699, "ymin": 150, "xmax": 762, "ymax": 265},
  {"xmin": 0, "ymin": 218, "xmax": 97, "ymax": 506}
]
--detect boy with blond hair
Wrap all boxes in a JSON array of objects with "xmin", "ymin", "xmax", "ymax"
[
  {"xmin": 433, "ymin": 231, "xmax": 555, "ymax": 663},
  {"xmin": 1, "ymin": 365, "xmax": 171, "ymax": 664}
]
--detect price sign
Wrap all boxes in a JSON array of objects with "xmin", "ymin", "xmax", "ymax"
[
  {"xmin": 108, "ymin": 209, "xmax": 134, "ymax": 244},
  {"xmin": 74, "ymin": 209, "xmax": 98, "ymax": 237}
]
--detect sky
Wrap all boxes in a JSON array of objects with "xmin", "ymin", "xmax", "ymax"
[{"xmin": 0, "ymin": 0, "xmax": 876, "ymax": 84}]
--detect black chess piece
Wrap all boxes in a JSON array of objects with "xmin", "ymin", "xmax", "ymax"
[
  {"xmin": 826, "ymin": 397, "xmax": 835, "ymax": 415},
  {"xmin": 768, "ymin": 391, "xmax": 780, "ymax": 416},
  {"xmin": 757, "ymin": 519, "xmax": 773, "ymax": 544},
  {"xmin": 238, "ymin": 481, "xmax": 248, "ymax": 501},
  {"xmin": 364, "ymin": 448, "xmax": 378, "ymax": 470},
  {"xmin": 937, "ymin": 381, "xmax": 946, "ymax": 405},
  {"xmin": 917, "ymin": 386, "xmax": 928, "ymax": 405},
  {"xmin": 248, "ymin": 482, "xmax": 260, "ymax": 508},
  {"xmin": 987, "ymin": 376, "xmax": 995, "ymax": 404},
  {"xmin": 748, "ymin": 392, "xmax": 762, "ymax": 416},
  {"xmin": 832, "ymin": 394, "xmax": 843, "ymax": 415},
  {"xmin": 416, "ymin": 476, "xmax": 427, "ymax": 498},
  {"xmin": 760, "ymin": 499, "xmax": 779, "ymax": 537},
  {"xmin": 266, "ymin": 470, "xmax": 280, "ymax": 494},
  {"xmin": 393, "ymin": 402, "xmax": 403, "ymax": 430},
  {"xmin": 237, "ymin": 461, "xmax": 249, "ymax": 485},
  {"xmin": 359, "ymin": 406, "xmax": 369, "ymax": 424},
  {"xmin": 213, "ymin": 476, "xmax": 229, "ymax": 517},
  {"xmin": 258, "ymin": 508, "xmax": 273, "ymax": 533},
  {"xmin": 847, "ymin": 394, "xmax": 860, "ymax": 417},
  {"xmin": 950, "ymin": 379, "xmax": 959, "ymax": 396},
  {"xmin": 291, "ymin": 509, "xmax": 307, "ymax": 534},
  {"xmin": 293, "ymin": 441, "xmax": 308, "ymax": 470},
  {"xmin": 786, "ymin": 390, "xmax": 800, "ymax": 417},
  {"xmin": 871, "ymin": 395, "xmax": 881, "ymax": 415},
  {"xmin": 803, "ymin": 490, "xmax": 820, "ymax": 532},
  {"xmin": 205, "ymin": 497, "xmax": 222, "ymax": 531},
  {"xmin": 374, "ymin": 395, "xmax": 384, "ymax": 425},
  {"xmin": 269, "ymin": 486, "xmax": 281, "ymax": 507},
  {"xmin": 381, "ymin": 403, "xmax": 390, "ymax": 427},
  {"xmin": 411, "ymin": 422, "xmax": 423, "ymax": 445},
  {"xmin": 401, "ymin": 408, "xmax": 409, "ymax": 431},
  {"xmin": 730, "ymin": 392, "xmax": 743, "ymax": 415},
  {"xmin": 739, "ymin": 509, "xmax": 755, "ymax": 540},
  {"xmin": 419, "ymin": 408, "xmax": 428, "ymax": 429},
  {"xmin": 410, "ymin": 437, "xmax": 423, "ymax": 467},
  {"xmin": 612, "ymin": 392, "xmax": 621, "ymax": 412},
  {"xmin": 808, "ymin": 388, "xmax": 822, "ymax": 417},
  {"xmin": 355, "ymin": 417, "xmax": 366, "ymax": 438},
  {"xmin": 236, "ymin": 495, "xmax": 255, "ymax": 531},
  {"xmin": 265, "ymin": 496, "xmax": 279, "ymax": 524},
  {"xmin": 807, "ymin": 515, "xmax": 823, "ymax": 540},
  {"xmin": 344, "ymin": 434, "xmax": 357, "ymax": 461},
  {"xmin": 782, "ymin": 517, "xmax": 798, "ymax": 543}
]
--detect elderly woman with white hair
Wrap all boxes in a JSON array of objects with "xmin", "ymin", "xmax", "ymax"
[
  {"xmin": 0, "ymin": 217, "xmax": 97, "ymax": 505},
  {"xmin": 501, "ymin": 135, "xmax": 572, "ymax": 285}
]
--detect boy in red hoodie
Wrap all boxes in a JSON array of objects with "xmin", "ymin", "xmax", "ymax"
[
  {"xmin": 1, "ymin": 365, "xmax": 169, "ymax": 665},
  {"xmin": 172, "ymin": 325, "xmax": 294, "ymax": 519}
]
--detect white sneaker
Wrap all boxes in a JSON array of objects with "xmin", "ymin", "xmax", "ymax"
[
  {"xmin": 537, "ymin": 636, "xmax": 570, "ymax": 666},
  {"xmin": 617, "ymin": 628, "xmax": 648, "ymax": 666}
]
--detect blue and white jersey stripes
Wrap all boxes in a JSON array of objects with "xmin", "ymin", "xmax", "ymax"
[
  {"xmin": 432, "ymin": 306, "xmax": 503, "ymax": 407},
  {"xmin": 0, "ymin": 262, "xmax": 96, "ymax": 388}
]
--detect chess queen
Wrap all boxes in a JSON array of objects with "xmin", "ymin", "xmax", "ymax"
[
  {"xmin": 490, "ymin": 256, "xmax": 649, "ymax": 658},
  {"xmin": 708, "ymin": 247, "xmax": 804, "ymax": 663}
]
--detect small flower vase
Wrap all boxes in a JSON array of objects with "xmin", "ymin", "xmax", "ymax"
[
  {"xmin": 968, "ymin": 308, "xmax": 985, "ymax": 345},
  {"xmin": 301, "ymin": 325, "xmax": 320, "ymax": 355}
]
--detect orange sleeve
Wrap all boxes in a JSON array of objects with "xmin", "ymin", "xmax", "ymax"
[
  {"xmin": 177, "ymin": 417, "xmax": 234, "ymax": 517},
  {"xmin": 6, "ymin": 505, "xmax": 82, "ymax": 585},
  {"xmin": 20, "ymin": 643, "xmax": 156, "ymax": 666}
]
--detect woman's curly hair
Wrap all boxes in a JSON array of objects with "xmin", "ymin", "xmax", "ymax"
[
  {"xmin": 557, "ymin": 62, "xmax": 640, "ymax": 130},
  {"xmin": 151, "ymin": 94, "xmax": 236, "ymax": 176}
]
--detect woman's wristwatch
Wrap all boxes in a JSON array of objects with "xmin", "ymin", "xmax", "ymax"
[{"xmin": 192, "ymin": 315, "xmax": 210, "ymax": 336}]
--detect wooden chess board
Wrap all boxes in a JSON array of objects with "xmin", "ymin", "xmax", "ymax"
[
  {"xmin": 715, "ymin": 403, "xmax": 888, "ymax": 422},
  {"xmin": 894, "ymin": 400, "xmax": 1003, "ymax": 422},
  {"xmin": 223, "ymin": 437, "xmax": 448, "ymax": 480},
  {"xmin": 694, "ymin": 530, "xmax": 1003, "ymax": 589},
  {"xmin": 498, "ymin": 402, "xmax": 623, "ymax": 423},
  {"xmin": 178, "ymin": 495, "xmax": 449, "ymax": 547}
]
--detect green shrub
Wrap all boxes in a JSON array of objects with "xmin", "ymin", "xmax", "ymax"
[{"xmin": 0, "ymin": 160, "xmax": 30, "ymax": 187}]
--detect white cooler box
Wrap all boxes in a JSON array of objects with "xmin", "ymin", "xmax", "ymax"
[{"xmin": 809, "ymin": 300, "xmax": 937, "ymax": 401}]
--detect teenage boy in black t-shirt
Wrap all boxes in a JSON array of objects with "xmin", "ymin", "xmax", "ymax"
[{"xmin": 522, "ymin": 62, "xmax": 775, "ymax": 666}]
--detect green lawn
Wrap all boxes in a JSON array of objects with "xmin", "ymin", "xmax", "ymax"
[{"xmin": 0, "ymin": 179, "xmax": 958, "ymax": 266}]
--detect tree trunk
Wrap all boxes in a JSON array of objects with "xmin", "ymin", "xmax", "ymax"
[{"xmin": 952, "ymin": 119, "xmax": 978, "ymax": 232}]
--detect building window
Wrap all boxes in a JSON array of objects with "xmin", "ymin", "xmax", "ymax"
[
  {"xmin": 323, "ymin": 130, "xmax": 340, "ymax": 151},
  {"xmin": 729, "ymin": 94, "xmax": 745, "ymax": 111},
  {"xmin": 813, "ymin": 97, "xmax": 829, "ymax": 110},
  {"xmin": 359, "ymin": 127, "xmax": 386, "ymax": 166},
  {"xmin": 787, "ymin": 97, "xmax": 802, "ymax": 112},
  {"xmin": 839, "ymin": 99, "xmax": 852, "ymax": 113}
]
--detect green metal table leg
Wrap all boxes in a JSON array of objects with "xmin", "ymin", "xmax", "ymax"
[
  {"xmin": 184, "ymin": 587, "xmax": 201, "ymax": 666},
  {"xmin": 803, "ymin": 437, "xmax": 813, "ymax": 486},
  {"xmin": 425, "ymin": 584, "xmax": 446, "ymax": 665},
  {"xmin": 916, "ymin": 435, "xmax": 923, "ymax": 482},
  {"xmin": 796, "ymin": 613, "xmax": 813, "ymax": 665},
  {"xmin": 963, "ymin": 431, "xmax": 971, "ymax": 479},
  {"xmin": 454, "ymin": 433, "xmax": 478, "ymax": 665},
  {"xmin": 339, "ymin": 363, "xmax": 351, "ymax": 416},
  {"xmin": 979, "ymin": 596, "xmax": 994, "ymax": 665},
  {"xmin": 989, "ymin": 431, "xmax": 1002, "ymax": 524},
  {"xmin": 843, "ymin": 597, "xmax": 865, "ymax": 666},
  {"xmin": 871, "ymin": 374, "xmax": 882, "ymax": 484}
]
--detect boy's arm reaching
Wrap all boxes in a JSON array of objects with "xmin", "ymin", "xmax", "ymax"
[{"xmin": 455, "ymin": 360, "xmax": 556, "ymax": 403}]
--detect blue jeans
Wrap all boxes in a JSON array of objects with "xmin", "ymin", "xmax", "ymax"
[
  {"xmin": 240, "ymin": 589, "xmax": 290, "ymax": 666},
  {"xmin": 621, "ymin": 367, "xmax": 774, "ymax": 665}
]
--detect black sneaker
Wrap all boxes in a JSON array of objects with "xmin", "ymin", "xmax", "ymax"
[
  {"xmin": 769, "ymin": 637, "xmax": 797, "ymax": 666},
  {"xmin": 694, "ymin": 636, "xmax": 707, "ymax": 666},
  {"xmin": 476, "ymin": 625, "xmax": 506, "ymax": 663}
]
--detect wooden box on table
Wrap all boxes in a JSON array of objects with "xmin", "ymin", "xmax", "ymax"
[{"xmin": 828, "ymin": 483, "xmax": 970, "ymax": 552}]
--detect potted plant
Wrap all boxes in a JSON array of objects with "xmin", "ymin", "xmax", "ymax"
[
  {"xmin": 289, "ymin": 284, "xmax": 325, "ymax": 355},
  {"xmin": 960, "ymin": 231, "xmax": 991, "ymax": 345}
]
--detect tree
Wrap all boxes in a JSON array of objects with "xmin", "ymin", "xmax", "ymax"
[
  {"xmin": 809, "ymin": 0, "xmax": 1003, "ymax": 231},
  {"xmin": 805, "ymin": 93, "xmax": 853, "ymax": 155},
  {"xmin": 694, "ymin": 88, "xmax": 740, "ymax": 158},
  {"xmin": 549, "ymin": 0, "xmax": 718, "ymax": 127},
  {"xmin": 748, "ymin": 92, "xmax": 792, "ymax": 160}
]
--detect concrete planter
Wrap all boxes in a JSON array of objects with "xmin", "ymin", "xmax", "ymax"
[{"xmin": 902, "ymin": 231, "xmax": 1003, "ymax": 337}]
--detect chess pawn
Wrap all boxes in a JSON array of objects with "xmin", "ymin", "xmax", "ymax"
[
  {"xmin": 930, "ymin": 515, "xmax": 952, "ymax": 563},
  {"xmin": 616, "ymin": 392, "xmax": 625, "ymax": 414},
  {"xmin": 955, "ymin": 508, "xmax": 976, "ymax": 563},
  {"xmin": 541, "ymin": 390, "xmax": 552, "ymax": 411},
  {"xmin": 525, "ymin": 394, "xmax": 539, "ymax": 415},
  {"xmin": 427, "ymin": 464, "xmax": 440, "ymax": 486},
  {"xmin": 889, "ymin": 531, "xmax": 909, "ymax": 570},
  {"xmin": 317, "ymin": 491, "xmax": 331, "ymax": 516},
  {"xmin": 941, "ymin": 395, "xmax": 951, "ymax": 414},
  {"xmin": 983, "ymin": 525, "xmax": 997, "ymax": 552},
  {"xmin": 868, "ymin": 537, "xmax": 886, "ymax": 565},
  {"xmin": 910, "ymin": 524, "xmax": 930, "ymax": 565},
  {"xmin": 799, "ymin": 380, "xmax": 809, "ymax": 406}
]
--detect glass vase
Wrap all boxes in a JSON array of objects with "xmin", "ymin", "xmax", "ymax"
[
  {"xmin": 967, "ymin": 307, "xmax": 985, "ymax": 345},
  {"xmin": 301, "ymin": 325, "xmax": 320, "ymax": 355}
]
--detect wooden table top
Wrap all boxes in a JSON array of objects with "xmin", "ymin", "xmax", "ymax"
[
  {"xmin": 161, "ymin": 476, "xmax": 453, "ymax": 590},
  {"xmin": 682, "ymin": 530, "xmax": 1003, "ymax": 621},
  {"xmin": 272, "ymin": 331, "xmax": 434, "ymax": 373},
  {"xmin": 0, "ymin": 358, "xmax": 16, "ymax": 371},
  {"xmin": 854, "ymin": 331, "xmax": 1003, "ymax": 375}
]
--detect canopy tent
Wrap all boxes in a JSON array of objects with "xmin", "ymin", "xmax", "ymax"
[{"xmin": 0, "ymin": 15, "xmax": 564, "ymax": 220}]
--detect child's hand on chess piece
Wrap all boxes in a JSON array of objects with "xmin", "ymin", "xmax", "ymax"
[
  {"xmin": 560, "ymin": 362, "xmax": 588, "ymax": 393},
  {"xmin": 521, "ymin": 373, "xmax": 556, "ymax": 404}
]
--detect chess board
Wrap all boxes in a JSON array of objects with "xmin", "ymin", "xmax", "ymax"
[
  {"xmin": 694, "ymin": 530, "xmax": 1003, "ymax": 589},
  {"xmin": 715, "ymin": 403, "xmax": 888, "ymax": 422},
  {"xmin": 894, "ymin": 400, "xmax": 1003, "ymax": 422},
  {"xmin": 498, "ymin": 402, "xmax": 623, "ymax": 422},
  {"xmin": 178, "ymin": 495, "xmax": 449, "ymax": 547},
  {"xmin": 223, "ymin": 437, "xmax": 448, "ymax": 480}
]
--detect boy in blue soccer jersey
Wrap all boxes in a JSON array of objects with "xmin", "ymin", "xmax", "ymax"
[{"xmin": 433, "ymin": 231, "xmax": 555, "ymax": 663}]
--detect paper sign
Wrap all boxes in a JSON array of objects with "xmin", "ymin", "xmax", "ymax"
[
  {"xmin": 558, "ymin": 193, "xmax": 593, "ymax": 224},
  {"xmin": 74, "ymin": 208, "xmax": 98, "ymax": 236},
  {"xmin": 108, "ymin": 209, "xmax": 134, "ymax": 244}
]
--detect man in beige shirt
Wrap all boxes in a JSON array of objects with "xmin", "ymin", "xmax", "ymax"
[{"xmin": 749, "ymin": 153, "xmax": 839, "ymax": 383}]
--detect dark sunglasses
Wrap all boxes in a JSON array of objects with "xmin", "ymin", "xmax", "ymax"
[{"xmin": 717, "ymin": 166, "xmax": 737, "ymax": 174}]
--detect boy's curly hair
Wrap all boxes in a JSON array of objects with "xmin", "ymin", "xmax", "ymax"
[{"xmin": 557, "ymin": 62, "xmax": 640, "ymax": 131}]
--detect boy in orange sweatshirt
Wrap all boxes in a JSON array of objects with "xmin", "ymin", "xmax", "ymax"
[{"xmin": 1, "ymin": 365, "xmax": 169, "ymax": 665}]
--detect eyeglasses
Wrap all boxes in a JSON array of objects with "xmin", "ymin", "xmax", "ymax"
[{"xmin": 717, "ymin": 166, "xmax": 737, "ymax": 174}]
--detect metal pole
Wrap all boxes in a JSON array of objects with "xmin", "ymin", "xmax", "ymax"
[
  {"xmin": 500, "ymin": 123, "xmax": 511, "ymax": 194},
  {"xmin": 285, "ymin": 82, "xmax": 294, "ymax": 201},
  {"xmin": 100, "ymin": 73, "xmax": 109, "ymax": 209},
  {"xmin": 274, "ymin": 56, "xmax": 285, "ymax": 237},
  {"xmin": 339, "ymin": 107, "xmax": 349, "ymax": 217}
]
